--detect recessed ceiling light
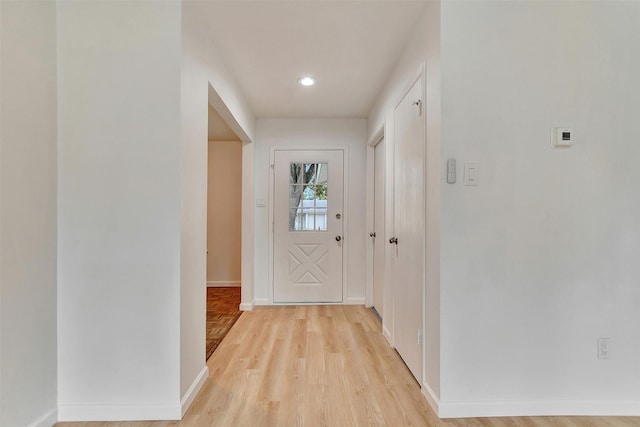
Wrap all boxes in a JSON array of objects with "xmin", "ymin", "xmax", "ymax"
[{"xmin": 298, "ymin": 77, "xmax": 316, "ymax": 87}]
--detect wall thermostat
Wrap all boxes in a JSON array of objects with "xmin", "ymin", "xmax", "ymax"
[{"xmin": 552, "ymin": 128, "xmax": 574, "ymax": 148}]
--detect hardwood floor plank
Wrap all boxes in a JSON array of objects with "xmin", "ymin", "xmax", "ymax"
[{"xmin": 56, "ymin": 306, "xmax": 640, "ymax": 427}]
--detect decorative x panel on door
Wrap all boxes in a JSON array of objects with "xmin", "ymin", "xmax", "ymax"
[{"xmin": 288, "ymin": 244, "xmax": 329, "ymax": 285}]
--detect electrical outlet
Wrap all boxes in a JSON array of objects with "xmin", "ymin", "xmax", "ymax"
[
  {"xmin": 598, "ymin": 338, "xmax": 610, "ymax": 360},
  {"xmin": 417, "ymin": 329, "xmax": 423, "ymax": 345}
]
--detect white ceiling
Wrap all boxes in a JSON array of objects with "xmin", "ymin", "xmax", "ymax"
[{"xmin": 196, "ymin": 1, "xmax": 429, "ymax": 118}]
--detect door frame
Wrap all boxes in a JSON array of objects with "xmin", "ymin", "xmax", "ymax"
[
  {"xmin": 268, "ymin": 146, "xmax": 350, "ymax": 305},
  {"xmin": 208, "ymin": 83, "xmax": 255, "ymax": 312},
  {"xmin": 365, "ymin": 126, "xmax": 385, "ymax": 309}
]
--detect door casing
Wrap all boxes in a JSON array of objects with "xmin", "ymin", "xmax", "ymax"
[{"xmin": 372, "ymin": 138, "xmax": 385, "ymax": 315}]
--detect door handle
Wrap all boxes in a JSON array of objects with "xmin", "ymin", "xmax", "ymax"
[
  {"xmin": 389, "ymin": 237, "xmax": 398, "ymax": 245},
  {"xmin": 335, "ymin": 235, "xmax": 342, "ymax": 242},
  {"xmin": 369, "ymin": 232, "xmax": 376, "ymax": 238}
]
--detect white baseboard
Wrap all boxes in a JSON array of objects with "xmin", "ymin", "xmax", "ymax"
[
  {"xmin": 181, "ymin": 365, "xmax": 209, "ymax": 417},
  {"xmin": 382, "ymin": 326, "xmax": 392, "ymax": 346},
  {"xmin": 421, "ymin": 381, "xmax": 440, "ymax": 417},
  {"xmin": 438, "ymin": 399, "xmax": 640, "ymax": 419},
  {"xmin": 27, "ymin": 407, "xmax": 57, "ymax": 427},
  {"xmin": 239, "ymin": 301, "xmax": 255, "ymax": 311},
  {"xmin": 207, "ymin": 281, "xmax": 241, "ymax": 287},
  {"xmin": 57, "ymin": 402, "xmax": 181, "ymax": 422},
  {"xmin": 255, "ymin": 298, "xmax": 365, "ymax": 306}
]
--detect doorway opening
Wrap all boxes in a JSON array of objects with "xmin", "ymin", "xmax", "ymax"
[{"xmin": 206, "ymin": 104, "xmax": 243, "ymax": 359}]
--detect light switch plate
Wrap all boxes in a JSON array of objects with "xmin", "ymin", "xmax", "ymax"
[{"xmin": 464, "ymin": 162, "xmax": 479, "ymax": 186}]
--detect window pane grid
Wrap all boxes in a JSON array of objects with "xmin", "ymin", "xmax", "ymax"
[{"xmin": 288, "ymin": 162, "xmax": 328, "ymax": 231}]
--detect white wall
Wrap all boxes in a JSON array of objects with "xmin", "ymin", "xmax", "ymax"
[
  {"xmin": 0, "ymin": 2, "xmax": 58, "ymax": 426},
  {"xmin": 207, "ymin": 141, "xmax": 242, "ymax": 285},
  {"xmin": 439, "ymin": 0, "xmax": 640, "ymax": 417},
  {"xmin": 180, "ymin": 0, "xmax": 255, "ymax": 403},
  {"xmin": 57, "ymin": 1, "xmax": 182, "ymax": 420},
  {"xmin": 367, "ymin": 1, "xmax": 442, "ymax": 401},
  {"xmin": 253, "ymin": 119, "xmax": 367, "ymax": 305}
]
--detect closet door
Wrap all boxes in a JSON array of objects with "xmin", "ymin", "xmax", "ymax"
[{"xmin": 392, "ymin": 77, "xmax": 424, "ymax": 382}]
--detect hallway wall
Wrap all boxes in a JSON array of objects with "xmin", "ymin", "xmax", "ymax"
[
  {"xmin": 0, "ymin": 2, "xmax": 58, "ymax": 426},
  {"xmin": 57, "ymin": 1, "xmax": 182, "ymax": 420},
  {"xmin": 180, "ymin": 0, "xmax": 256, "ymax": 403},
  {"xmin": 207, "ymin": 140, "xmax": 242, "ymax": 286},
  {"xmin": 439, "ymin": 0, "xmax": 640, "ymax": 416}
]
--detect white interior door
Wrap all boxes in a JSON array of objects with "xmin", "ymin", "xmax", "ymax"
[
  {"xmin": 393, "ymin": 77, "xmax": 424, "ymax": 382},
  {"xmin": 373, "ymin": 139, "xmax": 385, "ymax": 315},
  {"xmin": 273, "ymin": 150, "xmax": 344, "ymax": 303}
]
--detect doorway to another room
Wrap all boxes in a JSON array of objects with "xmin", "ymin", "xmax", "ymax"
[{"xmin": 206, "ymin": 104, "xmax": 243, "ymax": 359}]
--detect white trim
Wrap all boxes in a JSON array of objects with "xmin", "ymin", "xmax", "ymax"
[
  {"xmin": 26, "ymin": 407, "xmax": 57, "ymax": 427},
  {"xmin": 239, "ymin": 301, "xmax": 255, "ymax": 311},
  {"xmin": 341, "ymin": 147, "xmax": 350, "ymax": 305},
  {"xmin": 365, "ymin": 126, "xmax": 385, "ymax": 309},
  {"xmin": 267, "ymin": 148, "xmax": 275, "ymax": 304},
  {"xmin": 418, "ymin": 60, "xmax": 430, "ymax": 392},
  {"xmin": 206, "ymin": 281, "xmax": 241, "ymax": 287},
  {"xmin": 421, "ymin": 381, "xmax": 440, "ymax": 417},
  {"xmin": 365, "ymin": 144, "xmax": 374, "ymax": 308},
  {"xmin": 181, "ymin": 365, "xmax": 209, "ymax": 417},
  {"xmin": 382, "ymin": 326, "xmax": 393, "ymax": 346},
  {"xmin": 268, "ymin": 146, "xmax": 350, "ymax": 305},
  {"xmin": 208, "ymin": 84, "xmax": 251, "ymax": 143},
  {"xmin": 438, "ymin": 399, "xmax": 640, "ymax": 419},
  {"xmin": 259, "ymin": 302, "xmax": 354, "ymax": 306},
  {"xmin": 367, "ymin": 126, "xmax": 385, "ymax": 148},
  {"xmin": 346, "ymin": 297, "xmax": 365, "ymax": 305},
  {"xmin": 254, "ymin": 298, "xmax": 270, "ymax": 306},
  {"xmin": 383, "ymin": 113, "xmax": 395, "ymax": 348},
  {"xmin": 57, "ymin": 402, "xmax": 181, "ymax": 422},
  {"xmin": 240, "ymin": 141, "xmax": 255, "ymax": 314}
]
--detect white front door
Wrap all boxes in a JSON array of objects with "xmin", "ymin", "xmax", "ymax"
[{"xmin": 273, "ymin": 150, "xmax": 344, "ymax": 303}]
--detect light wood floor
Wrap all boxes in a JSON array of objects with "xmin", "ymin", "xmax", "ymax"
[{"xmin": 57, "ymin": 306, "xmax": 639, "ymax": 427}]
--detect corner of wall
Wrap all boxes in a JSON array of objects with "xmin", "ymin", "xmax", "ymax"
[{"xmin": 180, "ymin": 366, "xmax": 209, "ymax": 417}]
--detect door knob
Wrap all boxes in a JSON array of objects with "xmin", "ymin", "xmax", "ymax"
[
  {"xmin": 335, "ymin": 235, "xmax": 342, "ymax": 242},
  {"xmin": 389, "ymin": 237, "xmax": 398, "ymax": 245},
  {"xmin": 369, "ymin": 232, "xmax": 376, "ymax": 238}
]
